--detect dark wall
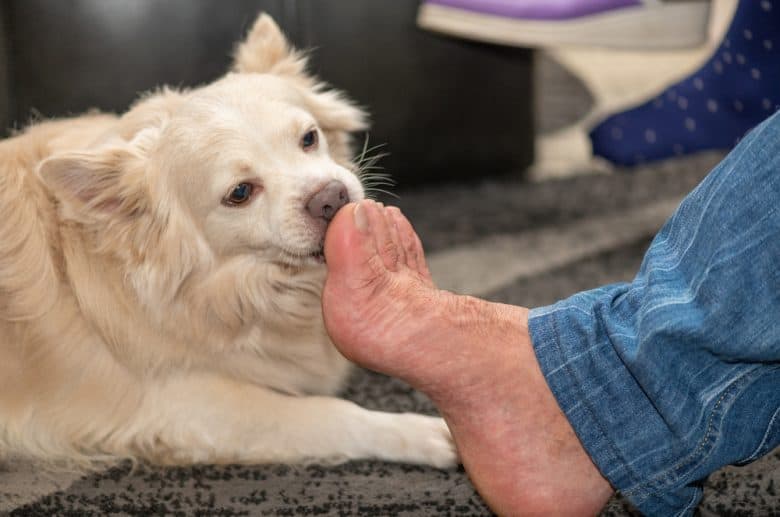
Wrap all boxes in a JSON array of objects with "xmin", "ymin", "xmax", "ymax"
[{"xmin": 0, "ymin": 0, "xmax": 534, "ymax": 187}]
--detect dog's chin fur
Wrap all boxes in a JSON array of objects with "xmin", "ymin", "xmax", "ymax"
[{"xmin": 0, "ymin": 14, "xmax": 458, "ymax": 470}]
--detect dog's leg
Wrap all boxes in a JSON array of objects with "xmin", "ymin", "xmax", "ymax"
[{"xmin": 124, "ymin": 374, "xmax": 458, "ymax": 468}]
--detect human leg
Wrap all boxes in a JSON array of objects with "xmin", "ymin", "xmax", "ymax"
[
  {"xmin": 323, "ymin": 111, "xmax": 780, "ymax": 514},
  {"xmin": 533, "ymin": 110, "xmax": 780, "ymax": 513}
]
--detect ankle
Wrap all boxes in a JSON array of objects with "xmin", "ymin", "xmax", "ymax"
[{"xmin": 419, "ymin": 293, "xmax": 531, "ymax": 407}]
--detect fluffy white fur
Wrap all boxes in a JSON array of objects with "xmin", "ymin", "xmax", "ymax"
[{"xmin": 0, "ymin": 14, "xmax": 456, "ymax": 469}]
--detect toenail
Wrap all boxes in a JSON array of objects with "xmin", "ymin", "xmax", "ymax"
[{"xmin": 354, "ymin": 202, "xmax": 369, "ymax": 233}]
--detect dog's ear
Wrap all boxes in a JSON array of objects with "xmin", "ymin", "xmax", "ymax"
[
  {"xmin": 232, "ymin": 13, "xmax": 308, "ymax": 78},
  {"xmin": 306, "ymin": 88, "xmax": 368, "ymax": 134},
  {"xmin": 38, "ymin": 129, "xmax": 157, "ymax": 222},
  {"xmin": 233, "ymin": 13, "xmax": 370, "ymax": 163}
]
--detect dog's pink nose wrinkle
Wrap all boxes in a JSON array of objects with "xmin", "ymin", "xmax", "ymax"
[{"xmin": 306, "ymin": 180, "xmax": 348, "ymax": 222}]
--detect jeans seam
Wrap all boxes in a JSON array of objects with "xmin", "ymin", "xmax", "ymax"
[
  {"xmin": 741, "ymin": 408, "xmax": 780, "ymax": 463},
  {"xmin": 674, "ymin": 489, "xmax": 702, "ymax": 517},
  {"xmin": 738, "ymin": 373, "xmax": 780, "ymax": 464},
  {"xmin": 622, "ymin": 365, "xmax": 761, "ymax": 501}
]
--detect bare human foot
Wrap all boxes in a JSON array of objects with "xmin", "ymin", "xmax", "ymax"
[{"xmin": 322, "ymin": 201, "xmax": 614, "ymax": 516}]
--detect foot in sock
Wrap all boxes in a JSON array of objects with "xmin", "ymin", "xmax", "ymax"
[{"xmin": 590, "ymin": 0, "xmax": 780, "ymax": 166}]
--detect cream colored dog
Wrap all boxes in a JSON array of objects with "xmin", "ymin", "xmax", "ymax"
[{"xmin": 0, "ymin": 14, "xmax": 456, "ymax": 469}]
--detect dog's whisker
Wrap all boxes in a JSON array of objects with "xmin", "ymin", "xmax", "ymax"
[
  {"xmin": 356, "ymin": 160, "xmax": 389, "ymax": 175},
  {"xmin": 357, "ymin": 151, "xmax": 389, "ymax": 167},
  {"xmin": 356, "ymin": 163, "xmax": 392, "ymax": 178},
  {"xmin": 358, "ymin": 151, "xmax": 390, "ymax": 164},
  {"xmin": 364, "ymin": 188, "xmax": 400, "ymax": 200},
  {"xmin": 354, "ymin": 137, "xmax": 389, "ymax": 172},
  {"xmin": 359, "ymin": 171, "xmax": 395, "ymax": 182},
  {"xmin": 356, "ymin": 136, "xmax": 387, "ymax": 161},
  {"xmin": 359, "ymin": 175, "xmax": 396, "ymax": 192},
  {"xmin": 359, "ymin": 168, "xmax": 391, "ymax": 177},
  {"xmin": 359, "ymin": 169, "xmax": 393, "ymax": 177},
  {"xmin": 358, "ymin": 160, "xmax": 390, "ymax": 170},
  {"xmin": 362, "ymin": 181, "xmax": 397, "ymax": 190},
  {"xmin": 353, "ymin": 145, "xmax": 397, "ymax": 200}
]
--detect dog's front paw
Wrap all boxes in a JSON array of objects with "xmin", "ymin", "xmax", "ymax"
[
  {"xmin": 417, "ymin": 415, "xmax": 459, "ymax": 469},
  {"xmin": 386, "ymin": 413, "xmax": 459, "ymax": 469}
]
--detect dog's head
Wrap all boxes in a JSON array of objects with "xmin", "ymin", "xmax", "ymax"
[
  {"xmin": 38, "ymin": 15, "xmax": 368, "ymax": 331},
  {"xmin": 150, "ymin": 68, "xmax": 367, "ymax": 267}
]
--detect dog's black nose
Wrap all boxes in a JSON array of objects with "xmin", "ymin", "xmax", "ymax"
[{"xmin": 306, "ymin": 180, "xmax": 349, "ymax": 222}]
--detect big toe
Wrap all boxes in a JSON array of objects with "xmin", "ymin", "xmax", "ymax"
[
  {"xmin": 325, "ymin": 201, "xmax": 379, "ymax": 280},
  {"xmin": 324, "ymin": 202, "xmax": 363, "ymax": 275},
  {"xmin": 325, "ymin": 200, "xmax": 404, "ymax": 280}
]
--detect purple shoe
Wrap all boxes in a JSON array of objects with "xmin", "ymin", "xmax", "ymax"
[{"xmin": 417, "ymin": 0, "xmax": 711, "ymax": 49}]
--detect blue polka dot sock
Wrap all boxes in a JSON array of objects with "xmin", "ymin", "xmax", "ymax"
[{"xmin": 589, "ymin": 0, "xmax": 780, "ymax": 167}]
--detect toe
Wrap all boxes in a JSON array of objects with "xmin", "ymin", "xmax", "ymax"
[
  {"xmin": 386, "ymin": 206, "xmax": 433, "ymax": 284},
  {"xmin": 325, "ymin": 201, "xmax": 401, "ymax": 288},
  {"xmin": 364, "ymin": 201, "xmax": 400, "ymax": 272},
  {"xmin": 385, "ymin": 207, "xmax": 411, "ymax": 269},
  {"xmin": 324, "ymin": 202, "xmax": 374, "ymax": 278},
  {"xmin": 383, "ymin": 206, "xmax": 407, "ymax": 267}
]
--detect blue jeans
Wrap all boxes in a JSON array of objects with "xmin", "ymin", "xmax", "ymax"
[{"xmin": 529, "ymin": 111, "xmax": 780, "ymax": 516}]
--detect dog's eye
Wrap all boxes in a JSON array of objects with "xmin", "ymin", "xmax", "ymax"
[
  {"xmin": 223, "ymin": 183, "xmax": 254, "ymax": 206},
  {"xmin": 301, "ymin": 129, "xmax": 318, "ymax": 151}
]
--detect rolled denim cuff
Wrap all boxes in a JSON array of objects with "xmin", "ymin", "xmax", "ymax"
[
  {"xmin": 527, "ymin": 112, "xmax": 780, "ymax": 516},
  {"xmin": 529, "ymin": 296, "xmax": 701, "ymax": 515},
  {"xmin": 529, "ymin": 295, "xmax": 775, "ymax": 517}
]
